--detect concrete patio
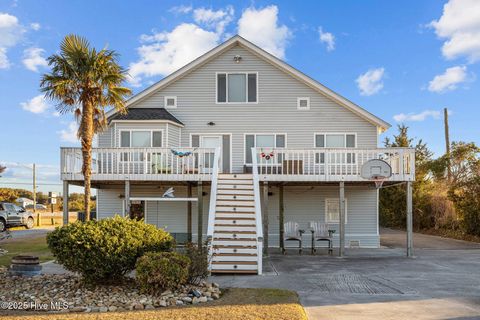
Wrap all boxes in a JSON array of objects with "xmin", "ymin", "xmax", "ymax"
[{"xmin": 212, "ymin": 229, "xmax": 480, "ymax": 320}]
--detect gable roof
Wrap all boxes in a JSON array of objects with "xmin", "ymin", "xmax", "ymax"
[
  {"xmin": 108, "ymin": 108, "xmax": 184, "ymax": 126},
  {"xmin": 109, "ymin": 35, "xmax": 390, "ymax": 131}
]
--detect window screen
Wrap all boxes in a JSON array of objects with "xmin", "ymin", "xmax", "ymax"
[
  {"xmin": 228, "ymin": 74, "xmax": 246, "ymax": 102},
  {"xmin": 217, "ymin": 74, "xmax": 226, "ymax": 103},
  {"xmin": 120, "ymin": 131, "xmax": 130, "ymax": 147},
  {"xmin": 152, "ymin": 131, "xmax": 162, "ymax": 147}
]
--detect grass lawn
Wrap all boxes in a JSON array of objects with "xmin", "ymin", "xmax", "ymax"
[
  {"xmin": 0, "ymin": 235, "xmax": 54, "ymax": 267},
  {"xmin": 4, "ymin": 288, "xmax": 307, "ymax": 320}
]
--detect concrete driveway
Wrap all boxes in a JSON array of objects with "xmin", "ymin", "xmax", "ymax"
[{"xmin": 212, "ymin": 229, "xmax": 480, "ymax": 320}]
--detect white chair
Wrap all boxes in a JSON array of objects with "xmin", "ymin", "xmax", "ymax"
[
  {"xmin": 309, "ymin": 222, "xmax": 333, "ymax": 255},
  {"xmin": 282, "ymin": 221, "xmax": 305, "ymax": 255}
]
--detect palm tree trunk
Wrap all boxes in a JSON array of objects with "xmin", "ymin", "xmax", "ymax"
[{"xmin": 81, "ymin": 102, "xmax": 94, "ymax": 221}]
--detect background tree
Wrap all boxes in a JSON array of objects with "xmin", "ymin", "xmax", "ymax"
[
  {"xmin": 0, "ymin": 165, "xmax": 5, "ymax": 177},
  {"xmin": 41, "ymin": 35, "xmax": 131, "ymax": 220}
]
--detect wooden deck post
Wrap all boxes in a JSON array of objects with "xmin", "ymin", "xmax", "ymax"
[
  {"xmin": 62, "ymin": 180, "xmax": 69, "ymax": 225},
  {"xmin": 197, "ymin": 182, "xmax": 203, "ymax": 245},
  {"xmin": 279, "ymin": 185, "xmax": 284, "ymax": 251},
  {"xmin": 125, "ymin": 179, "xmax": 130, "ymax": 218},
  {"xmin": 262, "ymin": 182, "xmax": 269, "ymax": 255},
  {"xmin": 406, "ymin": 181, "xmax": 413, "ymax": 257},
  {"xmin": 339, "ymin": 181, "xmax": 345, "ymax": 257},
  {"xmin": 187, "ymin": 183, "xmax": 192, "ymax": 242}
]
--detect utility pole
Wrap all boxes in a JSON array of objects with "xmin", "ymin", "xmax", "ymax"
[
  {"xmin": 444, "ymin": 108, "xmax": 451, "ymax": 182},
  {"xmin": 32, "ymin": 163, "xmax": 36, "ymax": 214}
]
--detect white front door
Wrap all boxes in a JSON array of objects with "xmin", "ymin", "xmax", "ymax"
[{"xmin": 200, "ymin": 136, "xmax": 222, "ymax": 172}]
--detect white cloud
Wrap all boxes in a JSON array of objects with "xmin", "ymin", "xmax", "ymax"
[
  {"xmin": 30, "ymin": 22, "xmax": 40, "ymax": 30},
  {"xmin": 356, "ymin": 67, "xmax": 385, "ymax": 96},
  {"xmin": 393, "ymin": 110, "xmax": 441, "ymax": 122},
  {"xmin": 318, "ymin": 27, "xmax": 335, "ymax": 51},
  {"xmin": 22, "ymin": 47, "xmax": 48, "ymax": 72},
  {"xmin": 58, "ymin": 121, "xmax": 78, "ymax": 143},
  {"xmin": 238, "ymin": 5, "xmax": 291, "ymax": 59},
  {"xmin": 193, "ymin": 6, "xmax": 234, "ymax": 34},
  {"xmin": 128, "ymin": 23, "xmax": 219, "ymax": 86},
  {"xmin": 0, "ymin": 12, "xmax": 25, "ymax": 69},
  {"xmin": 169, "ymin": 5, "xmax": 193, "ymax": 14},
  {"xmin": 429, "ymin": 0, "xmax": 480, "ymax": 62},
  {"xmin": 20, "ymin": 94, "xmax": 49, "ymax": 113},
  {"xmin": 428, "ymin": 65, "xmax": 468, "ymax": 92}
]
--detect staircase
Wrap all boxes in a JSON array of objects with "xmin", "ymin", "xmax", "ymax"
[{"xmin": 209, "ymin": 173, "xmax": 263, "ymax": 274}]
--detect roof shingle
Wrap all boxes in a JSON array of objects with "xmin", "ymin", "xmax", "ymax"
[{"xmin": 108, "ymin": 108, "xmax": 183, "ymax": 125}]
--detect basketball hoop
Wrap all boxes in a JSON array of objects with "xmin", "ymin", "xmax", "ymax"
[{"xmin": 360, "ymin": 159, "xmax": 392, "ymax": 189}]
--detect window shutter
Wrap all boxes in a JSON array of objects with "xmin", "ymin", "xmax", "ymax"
[
  {"xmin": 245, "ymin": 135, "xmax": 255, "ymax": 164},
  {"xmin": 248, "ymin": 73, "xmax": 257, "ymax": 102},
  {"xmin": 217, "ymin": 74, "xmax": 226, "ymax": 103},
  {"xmin": 120, "ymin": 131, "xmax": 130, "ymax": 147}
]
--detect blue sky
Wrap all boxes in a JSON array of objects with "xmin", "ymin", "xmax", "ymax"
[{"xmin": 0, "ymin": 0, "xmax": 479, "ymax": 192}]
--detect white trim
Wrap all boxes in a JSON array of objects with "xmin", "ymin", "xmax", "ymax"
[
  {"xmin": 110, "ymin": 120, "xmax": 184, "ymax": 128},
  {"xmin": 243, "ymin": 133, "xmax": 288, "ymax": 165},
  {"xmin": 107, "ymin": 35, "xmax": 390, "ymax": 130},
  {"xmin": 119, "ymin": 129, "xmax": 165, "ymax": 148},
  {"xmin": 189, "ymin": 133, "xmax": 233, "ymax": 173},
  {"xmin": 215, "ymin": 72, "xmax": 259, "ymax": 104},
  {"xmin": 376, "ymin": 189, "xmax": 379, "ymax": 236},
  {"xmin": 297, "ymin": 97, "xmax": 310, "ymax": 110},
  {"xmin": 325, "ymin": 198, "xmax": 348, "ymax": 224},
  {"xmin": 164, "ymin": 96, "xmax": 177, "ymax": 109},
  {"xmin": 166, "ymin": 123, "xmax": 169, "ymax": 147}
]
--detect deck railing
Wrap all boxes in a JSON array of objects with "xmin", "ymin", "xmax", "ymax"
[
  {"xmin": 252, "ymin": 147, "xmax": 415, "ymax": 182},
  {"xmin": 60, "ymin": 147, "xmax": 217, "ymax": 181}
]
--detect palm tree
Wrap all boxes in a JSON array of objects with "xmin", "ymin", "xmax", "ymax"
[{"xmin": 41, "ymin": 35, "xmax": 131, "ymax": 221}]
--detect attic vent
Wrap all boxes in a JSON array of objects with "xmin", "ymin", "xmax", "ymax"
[
  {"xmin": 164, "ymin": 96, "xmax": 177, "ymax": 108},
  {"xmin": 349, "ymin": 240, "xmax": 360, "ymax": 248},
  {"xmin": 297, "ymin": 97, "xmax": 310, "ymax": 110}
]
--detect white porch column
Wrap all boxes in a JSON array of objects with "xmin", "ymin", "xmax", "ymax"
[
  {"xmin": 197, "ymin": 181, "xmax": 203, "ymax": 245},
  {"xmin": 62, "ymin": 180, "xmax": 69, "ymax": 225},
  {"xmin": 406, "ymin": 181, "xmax": 413, "ymax": 257},
  {"xmin": 339, "ymin": 181, "xmax": 346, "ymax": 257},
  {"xmin": 125, "ymin": 179, "xmax": 130, "ymax": 218},
  {"xmin": 262, "ymin": 182, "xmax": 269, "ymax": 255}
]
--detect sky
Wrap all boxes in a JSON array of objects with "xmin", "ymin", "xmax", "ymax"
[{"xmin": 0, "ymin": 0, "xmax": 479, "ymax": 193}]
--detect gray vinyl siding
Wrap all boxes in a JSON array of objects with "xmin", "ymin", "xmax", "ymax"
[
  {"xmin": 264, "ymin": 186, "xmax": 379, "ymax": 248},
  {"xmin": 128, "ymin": 44, "xmax": 378, "ymax": 173},
  {"xmin": 97, "ymin": 127, "xmax": 112, "ymax": 148},
  {"xmin": 166, "ymin": 124, "xmax": 181, "ymax": 147}
]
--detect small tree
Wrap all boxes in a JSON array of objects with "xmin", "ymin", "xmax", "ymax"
[{"xmin": 0, "ymin": 165, "xmax": 5, "ymax": 178}]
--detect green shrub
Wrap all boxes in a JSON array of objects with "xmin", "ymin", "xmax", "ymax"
[
  {"xmin": 136, "ymin": 252, "xmax": 190, "ymax": 293},
  {"xmin": 47, "ymin": 215, "xmax": 174, "ymax": 284},
  {"xmin": 185, "ymin": 242, "xmax": 209, "ymax": 285}
]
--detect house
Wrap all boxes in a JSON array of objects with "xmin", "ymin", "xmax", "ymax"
[
  {"xmin": 60, "ymin": 35, "xmax": 415, "ymax": 274},
  {"xmin": 16, "ymin": 197, "xmax": 34, "ymax": 208}
]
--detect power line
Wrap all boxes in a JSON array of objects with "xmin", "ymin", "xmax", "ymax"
[{"xmin": 0, "ymin": 182, "xmax": 63, "ymax": 186}]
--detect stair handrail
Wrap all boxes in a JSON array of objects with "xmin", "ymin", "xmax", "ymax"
[
  {"xmin": 206, "ymin": 147, "xmax": 221, "ymax": 271},
  {"xmin": 252, "ymin": 147, "xmax": 263, "ymax": 275}
]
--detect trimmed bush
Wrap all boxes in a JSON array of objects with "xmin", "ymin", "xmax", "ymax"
[
  {"xmin": 47, "ymin": 215, "xmax": 174, "ymax": 284},
  {"xmin": 136, "ymin": 252, "xmax": 190, "ymax": 293},
  {"xmin": 185, "ymin": 242, "xmax": 209, "ymax": 285}
]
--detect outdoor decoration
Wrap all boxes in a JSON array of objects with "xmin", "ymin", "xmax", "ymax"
[
  {"xmin": 162, "ymin": 187, "xmax": 175, "ymax": 198},
  {"xmin": 260, "ymin": 149, "xmax": 275, "ymax": 160},
  {"xmin": 171, "ymin": 148, "xmax": 196, "ymax": 158}
]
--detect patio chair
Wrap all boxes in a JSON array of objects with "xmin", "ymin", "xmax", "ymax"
[
  {"xmin": 282, "ymin": 221, "xmax": 305, "ymax": 255},
  {"xmin": 309, "ymin": 222, "xmax": 334, "ymax": 255}
]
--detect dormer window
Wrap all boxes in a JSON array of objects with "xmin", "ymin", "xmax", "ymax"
[
  {"xmin": 297, "ymin": 97, "xmax": 310, "ymax": 110},
  {"xmin": 217, "ymin": 72, "xmax": 257, "ymax": 103},
  {"xmin": 164, "ymin": 96, "xmax": 177, "ymax": 108}
]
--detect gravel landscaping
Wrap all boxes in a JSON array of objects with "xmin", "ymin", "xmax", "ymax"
[{"xmin": 0, "ymin": 268, "xmax": 221, "ymax": 313}]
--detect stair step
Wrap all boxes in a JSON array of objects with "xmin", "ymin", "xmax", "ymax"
[
  {"xmin": 218, "ymin": 174, "xmax": 253, "ymax": 179},
  {"xmin": 213, "ymin": 240, "xmax": 257, "ymax": 246},
  {"xmin": 215, "ymin": 230, "xmax": 256, "ymax": 234},
  {"xmin": 212, "ymin": 261, "xmax": 257, "ymax": 266},
  {"xmin": 213, "ymin": 252, "xmax": 257, "ymax": 257},
  {"xmin": 217, "ymin": 195, "xmax": 255, "ymax": 201},
  {"xmin": 216, "ymin": 213, "xmax": 255, "ymax": 219},
  {"xmin": 212, "ymin": 255, "xmax": 258, "ymax": 262},
  {"xmin": 218, "ymin": 179, "xmax": 253, "ymax": 185},
  {"xmin": 214, "ymin": 225, "xmax": 256, "ymax": 232},
  {"xmin": 213, "ymin": 244, "xmax": 257, "ymax": 249},
  {"xmin": 217, "ymin": 189, "xmax": 254, "ymax": 195},
  {"xmin": 214, "ymin": 233, "xmax": 256, "ymax": 239},
  {"xmin": 210, "ymin": 269, "xmax": 258, "ymax": 274},
  {"xmin": 213, "ymin": 247, "xmax": 258, "ymax": 254},
  {"xmin": 215, "ymin": 218, "xmax": 256, "ymax": 225},
  {"xmin": 216, "ymin": 206, "xmax": 255, "ymax": 212},
  {"xmin": 216, "ymin": 200, "xmax": 255, "ymax": 206},
  {"xmin": 214, "ymin": 237, "xmax": 257, "ymax": 241},
  {"xmin": 214, "ymin": 223, "xmax": 256, "ymax": 227},
  {"xmin": 217, "ymin": 184, "xmax": 254, "ymax": 190}
]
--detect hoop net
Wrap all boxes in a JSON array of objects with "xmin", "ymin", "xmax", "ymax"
[{"xmin": 371, "ymin": 175, "xmax": 387, "ymax": 189}]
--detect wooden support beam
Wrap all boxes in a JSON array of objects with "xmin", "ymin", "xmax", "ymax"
[
  {"xmin": 339, "ymin": 181, "xmax": 345, "ymax": 257},
  {"xmin": 279, "ymin": 185, "xmax": 284, "ymax": 251},
  {"xmin": 406, "ymin": 181, "xmax": 413, "ymax": 257},
  {"xmin": 62, "ymin": 181, "xmax": 69, "ymax": 225},
  {"xmin": 187, "ymin": 183, "xmax": 192, "ymax": 242},
  {"xmin": 125, "ymin": 180, "xmax": 130, "ymax": 218},
  {"xmin": 262, "ymin": 182, "xmax": 269, "ymax": 255},
  {"xmin": 197, "ymin": 182, "xmax": 203, "ymax": 245}
]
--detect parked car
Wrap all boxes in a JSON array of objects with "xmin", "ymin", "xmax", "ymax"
[
  {"xmin": 25, "ymin": 204, "xmax": 47, "ymax": 210},
  {"xmin": 0, "ymin": 202, "xmax": 35, "ymax": 231}
]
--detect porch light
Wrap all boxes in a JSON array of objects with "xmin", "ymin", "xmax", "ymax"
[
  {"xmin": 233, "ymin": 55, "xmax": 242, "ymax": 63},
  {"xmin": 207, "ymin": 121, "xmax": 215, "ymax": 126}
]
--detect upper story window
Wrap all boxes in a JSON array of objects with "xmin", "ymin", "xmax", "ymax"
[
  {"xmin": 314, "ymin": 133, "xmax": 356, "ymax": 164},
  {"xmin": 120, "ymin": 130, "xmax": 163, "ymax": 148},
  {"xmin": 164, "ymin": 96, "xmax": 177, "ymax": 108},
  {"xmin": 297, "ymin": 97, "xmax": 310, "ymax": 110},
  {"xmin": 217, "ymin": 72, "xmax": 257, "ymax": 103}
]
